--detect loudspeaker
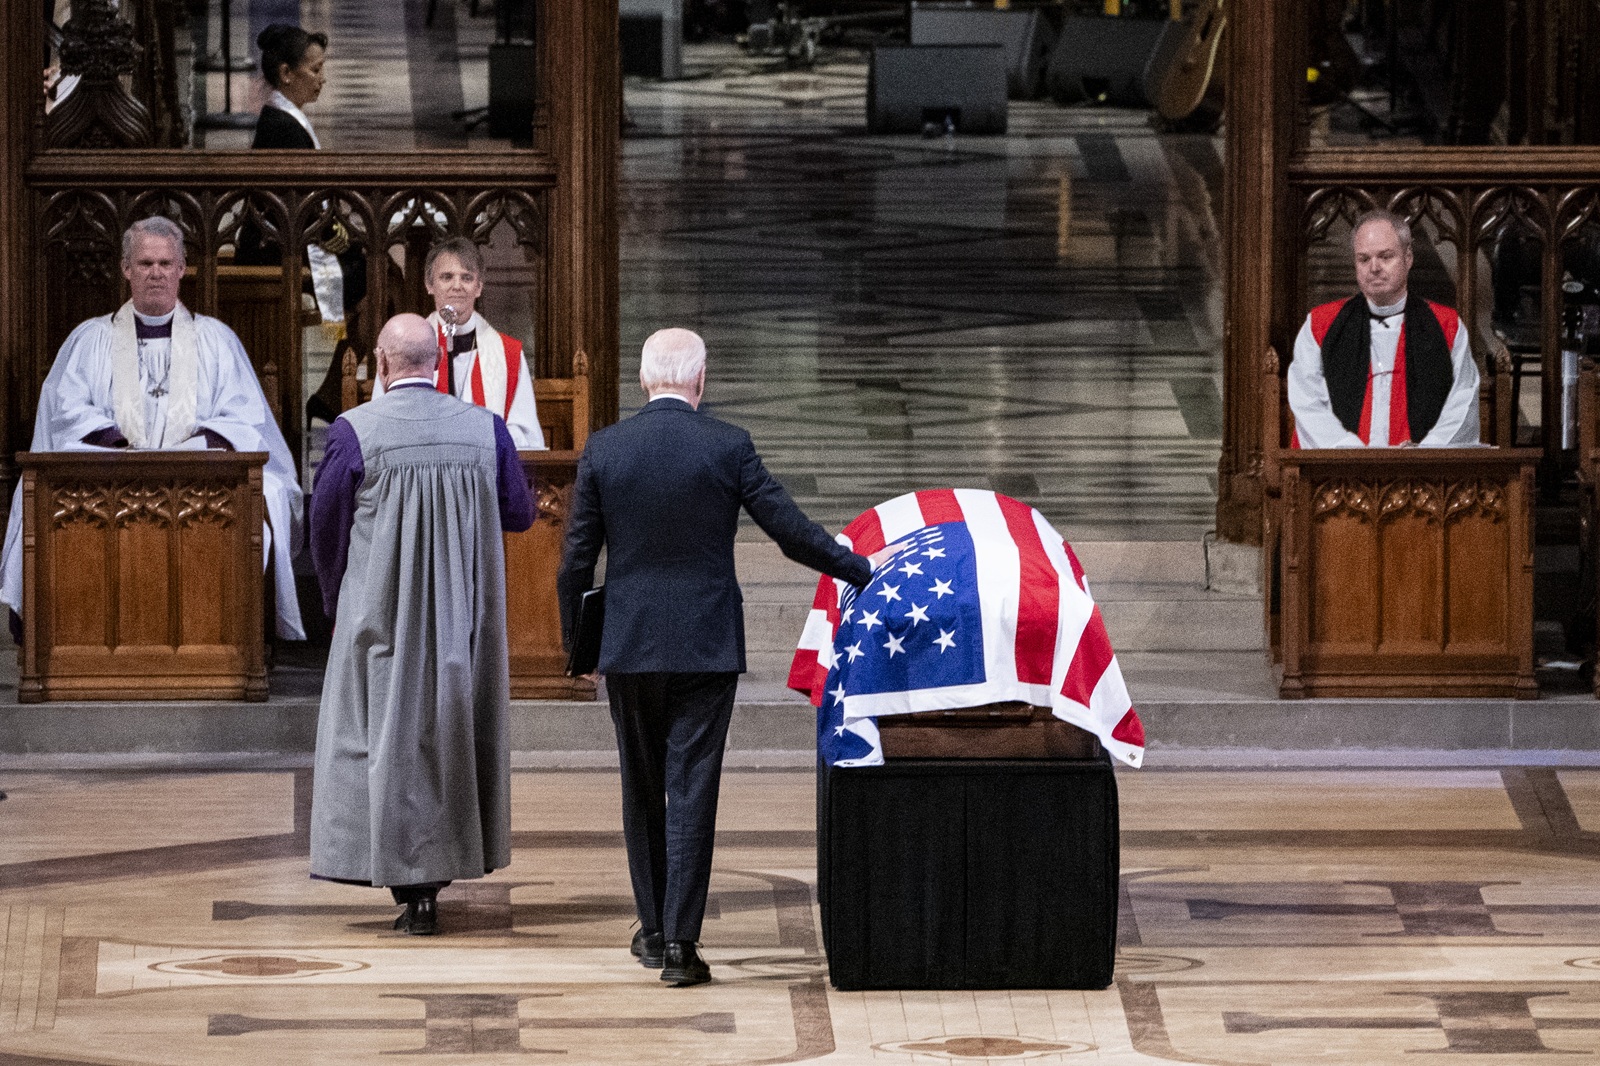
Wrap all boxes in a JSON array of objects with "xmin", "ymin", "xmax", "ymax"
[
  {"xmin": 1046, "ymin": 15, "xmax": 1167, "ymax": 107},
  {"xmin": 488, "ymin": 42, "xmax": 536, "ymax": 141},
  {"xmin": 620, "ymin": 0, "xmax": 683, "ymax": 79},
  {"xmin": 867, "ymin": 44, "xmax": 1008, "ymax": 135},
  {"xmin": 909, "ymin": 6, "xmax": 1058, "ymax": 100}
]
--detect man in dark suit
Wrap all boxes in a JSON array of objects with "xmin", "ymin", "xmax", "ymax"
[{"xmin": 558, "ymin": 328, "xmax": 878, "ymax": 986}]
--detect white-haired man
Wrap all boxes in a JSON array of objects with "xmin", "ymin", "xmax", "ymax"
[
  {"xmin": 1288, "ymin": 209, "xmax": 1480, "ymax": 448},
  {"xmin": 558, "ymin": 327, "xmax": 883, "ymax": 986},
  {"xmin": 0, "ymin": 216, "xmax": 305, "ymax": 641}
]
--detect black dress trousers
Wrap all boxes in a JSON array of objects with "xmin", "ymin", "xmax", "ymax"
[{"xmin": 606, "ymin": 671, "xmax": 739, "ymax": 942}]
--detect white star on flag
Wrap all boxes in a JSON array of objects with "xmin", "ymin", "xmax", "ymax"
[
  {"xmin": 905, "ymin": 602, "xmax": 929, "ymax": 625},
  {"xmin": 897, "ymin": 561, "xmax": 923, "ymax": 577},
  {"xmin": 934, "ymin": 628, "xmax": 956, "ymax": 652},
  {"xmin": 930, "ymin": 579, "xmax": 954, "ymax": 599},
  {"xmin": 841, "ymin": 607, "xmax": 854, "ymax": 623},
  {"xmin": 830, "ymin": 683, "xmax": 847, "ymax": 704},
  {"xmin": 833, "ymin": 725, "xmax": 847, "ymax": 737},
  {"xmin": 844, "ymin": 641, "xmax": 865, "ymax": 662},
  {"xmin": 876, "ymin": 583, "xmax": 902, "ymax": 603},
  {"xmin": 859, "ymin": 610, "xmax": 882, "ymax": 631},
  {"xmin": 923, "ymin": 547, "xmax": 945, "ymax": 559},
  {"xmin": 884, "ymin": 633, "xmax": 906, "ymax": 657}
]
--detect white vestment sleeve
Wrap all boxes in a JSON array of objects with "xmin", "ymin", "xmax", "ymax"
[
  {"xmin": 1418, "ymin": 322, "xmax": 1481, "ymax": 447},
  {"xmin": 1287, "ymin": 315, "xmax": 1366, "ymax": 448},
  {"xmin": 506, "ymin": 351, "xmax": 545, "ymax": 450},
  {"xmin": 192, "ymin": 318, "xmax": 307, "ymax": 639}
]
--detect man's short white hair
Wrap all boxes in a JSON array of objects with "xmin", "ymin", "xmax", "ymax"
[
  {"xmin": 122, "ymin": 217, "xmax": 186, "ymax": 267},
  {"xmin": 640, "ymin": 328, "xmax": 706, "ymax": 394}
]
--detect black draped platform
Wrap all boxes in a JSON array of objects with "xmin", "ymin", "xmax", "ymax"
[{"xmin": 818, "ymin": 756, "xmax": 1119, "ymax": 990}]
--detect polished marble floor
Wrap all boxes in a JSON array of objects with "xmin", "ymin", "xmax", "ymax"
[
  {"xmin": 6, "ymin": 765, "xmax": 1600, "ymax": 1063},
  {"xmin": 621, "ymin": 54, "xmax": 1226, "ymax": 541}
]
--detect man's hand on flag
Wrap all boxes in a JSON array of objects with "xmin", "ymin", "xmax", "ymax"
[{"xmin": 866, "ymin": 540, "xmax": 911, "ymax": 571}]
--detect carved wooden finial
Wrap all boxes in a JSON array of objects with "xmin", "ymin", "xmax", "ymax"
[
  {"xmin": 573, "ymin": 349, "xmax": 590, "ymax": 377},
  {"xmin": 46, "ymin": 0, "xmax": 154, "ymax": 149},
  {"xmin": 1265, "ymin": 346, "xmax": 1280, "ymax": 375}
]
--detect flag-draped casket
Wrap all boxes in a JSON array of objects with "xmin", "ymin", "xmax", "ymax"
[{"xmin": 790, "ymin": 489, "xmax": 1145, "ymax": 768}]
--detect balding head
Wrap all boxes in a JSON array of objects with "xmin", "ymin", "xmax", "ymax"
[
  {"xmin": 376, "ymin": 313, "xmax": 439, "ymax": 388},
  {"xmin": 640, "ymin": 328, "xmax": 707, "ymax": 407}
]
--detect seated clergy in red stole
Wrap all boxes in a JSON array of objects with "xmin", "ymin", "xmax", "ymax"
[
  {"xmin": 373, "ymin": 237, "xmax": 545, "ymax": 449},
  {"xmin": 1287, "ymin": 209, "xmax": 1480, "ymax": 448}
]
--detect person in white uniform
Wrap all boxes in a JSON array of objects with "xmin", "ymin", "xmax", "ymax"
[
  {"xmin": 371, "ymin": 237, "xmax": 544, "ymax": 449},
  {"xmin": 0, "ymin": 217, "xmax": 305, "ymax": 641},
  {"xmin": 1287, "ymin": 209, "xmax": 1480, "ymax": 448}
]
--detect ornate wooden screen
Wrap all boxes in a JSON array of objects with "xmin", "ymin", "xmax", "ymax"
[
  {"xmin": 24, "ymin": 154, "xmax": 555, "ymax": 467},
  {"xmin": 0, "ymin": 0, "xmax": 619, "ymax": 507}
]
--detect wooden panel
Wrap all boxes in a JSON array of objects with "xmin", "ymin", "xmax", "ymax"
[
  {"xmin": 506, "ymin": 450, "xmax": 594, "ymax": 701},
  {"xmin": 1279, "ymin": 450, "xmax": 1538, "ymax": 699},
  {"xmin": 116, "ymin": 519, "xmax": 171, "ymax": 647},
  {"xmin": 18, "ymin": 451, "xmax": 267, "ymax": 702},
  {"xmin": 1377, "ymin": 511, "xmax": 1441, "ymax": 651},
  {"xmin": 177, "ymin": 518, "xmax": 230, "ymax": 646},
  {"xmin": 1306, "ymin": 508, "xmax": 1376, "ymax": 651}
]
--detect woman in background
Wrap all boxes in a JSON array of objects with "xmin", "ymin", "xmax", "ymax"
[
  {"xmin": 247, "ymin": 25, "xmax": 367, "ymax": 424},
  {"xmin": 254, "ymin": 25, "xmax": 326, "ymax": 149}
]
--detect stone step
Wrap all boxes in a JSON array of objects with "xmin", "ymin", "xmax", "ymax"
[
  {"xmin": 6, "ymin": 689, "xmax": 1599, "ymax": 759},
  {"xmin": 735, "ymin": 539, "xmax": 1265, "ymax": 656},
  {"xmin": 734, "ymin": 538, "xmax": 1261, "ymax": 592},
  {"xmin": 737, "ymin": 583, "xmax": 1265, "ymax": 653}
]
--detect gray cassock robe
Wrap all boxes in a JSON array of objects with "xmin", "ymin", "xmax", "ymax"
[
  {"xmin": 0, "ymin": 305, "xmax": 305, "ymax": 639},
  {"xmin": 309, "ymin": 387, "xmax": 526, "ymax": 887}
]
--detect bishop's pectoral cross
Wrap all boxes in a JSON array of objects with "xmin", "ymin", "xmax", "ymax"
[{"xmin": 139, "ymin": 340, "xmax": 169, "ymax": 398}]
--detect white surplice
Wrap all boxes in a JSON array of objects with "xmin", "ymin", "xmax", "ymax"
[
  {"xmin": 0, "ymin": 303, "xmax": 307, "ymax": 639},
  {"xmin": 1287, "ymin": 296, "xmax": 1480, "ymax": 448}
]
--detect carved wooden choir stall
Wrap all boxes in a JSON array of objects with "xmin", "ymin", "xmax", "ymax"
[
  {"xmin": 0, "ymin": 0, "xmax": 620, "ymax": 701},
  {"xmin": 1227, "ymin": 0, "xmax": 1600, "ymax": 699},
  {"xmin": 17, "ymin": 452, "xmax": 268, "ymax": 702}
]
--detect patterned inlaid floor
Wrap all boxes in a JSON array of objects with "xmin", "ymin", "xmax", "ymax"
[{"xmin": 5, "ymin": 766, "xmax": 1600, "ymax": 1063}]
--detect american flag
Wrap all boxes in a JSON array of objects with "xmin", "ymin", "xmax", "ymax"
[{"xmin": 789, "ymin": 489, "xmax": 1145, "ymax": 768}]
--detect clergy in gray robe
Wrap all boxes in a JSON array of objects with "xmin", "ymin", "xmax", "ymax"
[
  {"xmin": 308, "ymin": 312, "xmax": 534, "ymax": 937},
  {"xmin": 0, "ymin": 217, "xmax": 305, "ymax": 641}
]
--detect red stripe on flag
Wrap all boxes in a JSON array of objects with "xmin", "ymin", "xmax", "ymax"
[
  {"xmin": 1062, "ymin": 541, "xmax": 1088, "ymax": 592},
  {"xmin": 915, "ymin": 488, "xmax": 964, "ymax": 526},
  {"xmin": 842, "ymin": 506, "xmax": 886, "ymax": 557},
  {"xmin": 1112, "ymin": 709, "xmax": 1145, "ymax": 747},
  {"xmin": 1062, "ymin": 606, "xmax": 1114, "ymax": 707},
  {"xmin": 787, "ymin": 648, "xmax": 821, "ymax": 702},
  {"xmin": 996, "ymin": 494, "xmax": 1059, "ymax": 685}
]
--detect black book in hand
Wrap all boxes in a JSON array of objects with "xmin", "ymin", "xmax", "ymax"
[{"xmin": 565, "ymin": 586, "xmax": 605, "ymax": 677}]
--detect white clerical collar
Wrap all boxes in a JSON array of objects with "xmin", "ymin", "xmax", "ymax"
[
  {"xmin": 449, "ymin": 311, "xmax": 483, "ymax": 336},
  {"xmin": 267, "ymin": 89, "xmax": 321, "ymax": 149},
  {"xmin": 647, "ymin": 394, "xmax": 696, "ymax": 408},
  {"xmin": 389, "ymin": 376, "xmax": 435, "ymax": 390},
  {"xmin": 133, "ymin": 307, "xmax": 176, "ymax": 327},
  {"xmin": 1368, "ymin": 295, "xmax": 1407, "ymax": 319}
]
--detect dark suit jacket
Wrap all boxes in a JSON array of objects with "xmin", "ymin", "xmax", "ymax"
[
  {"xmin": 557, "ymin": 398, "xmax": 872, "ymax": 675},
  {"xmin": 252, "ymin": 105, "xmax": 316, "ymax": 149}
]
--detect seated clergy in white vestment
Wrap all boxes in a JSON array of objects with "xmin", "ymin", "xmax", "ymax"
[
  {"xmin": 371, "ymin": 236, "xmax": 545, "ymax": 449},
  {"xmin": 0, "ymin": 217, "xmax": 306, "ymax": 640},
  {"xmin": 1287, "ymin": 209, "xmax": 1480, "ymax": 448}
]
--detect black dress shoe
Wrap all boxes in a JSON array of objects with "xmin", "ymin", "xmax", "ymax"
[
  {"xmin": 394, "ymin": 897, "xmax": 438, "ymax": 936},
  {"xmin": 631, "ymin": 929, "xmax": 665, "ymax": 968},
  {"xmin": 660, "ymin": 941, "xmax": 710, "ymax": 986}
]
